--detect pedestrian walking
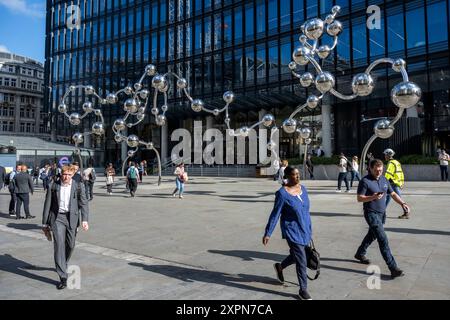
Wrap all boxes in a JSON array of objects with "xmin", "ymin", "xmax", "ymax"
[
  {"xmin": 105, "ymin": 163, "xmax": 115, "ymax": 195},
  {"xmin": 383, "ymin": 149, "xmax": 407, "ymax": 218},
  {"xmin": 42, "ymin": 165, "xmax": 89, "ymax": 290},
  {"xmin": 350, "ymin": 156, "xmax": 361, "ymax": 188},
  {"xmin": 263, "ymin": 166, "xmax": 313, "ymax": 300},
  {"xmin": 438, "ymin": 149, "xmax": 449, "ymax": 181},
  {"xmin": 336, "ymin": 153, "xmax": 350, "ymax": 192},
  {"xmin": 306, "ymin": 154, "xmax": 314, "ymax": 179},
  {"xmin": 278, "ymin": 160, "xmax": 288, "ymax": 185},
  {"xmin": 354, "ymin": 158, "xmax": 409, "ymax": 279},
  {"xmin": 82, "ymin": 165, "xmax": 96, "ymax": 201},
  {"xmin": 32, "ymin": 166, "xmax": 39, "ymax": 185},
  {"xmin": 126, "ymin": 162, "xmax": 140, "ymax": 197},
  {"xmin": 14, "ymin": 165, "xmax": 35, "ymax": 220},
  {"xmin": 172, "ymin": 162, "xmax": 187, "ymax": 199},
  {"xmin": 6, "ymin": 164, "xmax": 21, "ymax": 217}
]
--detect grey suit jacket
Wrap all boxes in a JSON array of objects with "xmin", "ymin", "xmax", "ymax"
[
  {"xmin": 42, "ymin": 180, "xmax": 89, "ymax": 229},
  {"xmin": 0, "ymin": 166, "xmax": 5, "ymax": 188},
  {"xmin": 13, "ymin": 173, "xmax": 34, "ymax": 194}
]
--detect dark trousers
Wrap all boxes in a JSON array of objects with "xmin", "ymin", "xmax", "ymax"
[
  {"xmin": 440, "ymin": 165, "xmax": 448, "ymax": 181},
  {"xmin": 51, "ymin": 213, "xmax": 77, "ymax": 280},
  {"xmin": 139, "ymin": 172, "xmax": 143, "ymax": 182},
  {"xmin": 356, "ymin": 210, "xmax": 397, "ymax": 270},
  {"xmin": 9, "ymin": 191, "xmax": 17, "ymax": 213},
  {"xmin": 280, "ymin": 240, "xmax": 308, "ymax": 291},
  {"xmin": 106, "ymin": 184, "xmax": 113, "ymax": 193},
  {"xmin": 350, "ymin": 170, "xmax": 361, "ymax": 187},
  {"xmin": 15, "ymin": 193, "xmax": 31, "ymax": 218},
  {"xmin": 84, "ymin": 181, "xmax": 94, "ymax": 200},
  {"xmin": 128, "ymin": 178, "xmax": 137, "ymax": 195},
  {"xmin": 307, "ymin": 166, "xmax": 314, "ymax": 179},
  {"xmin": 337, "ymin": 172, "xmax": 350, "ymax": 190}
]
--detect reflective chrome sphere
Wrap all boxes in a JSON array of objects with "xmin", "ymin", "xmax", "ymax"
[
  {"xmin": 315, "ymin": 72, "xmax": 335, "ymax": 93},
  {"xmin": 326, "ymin": 20, "xmax": 343, "ymax": 36},
  {"xmin": 124, "ymin": 86, "xmax": 133, "ymax": 95},
  {"xmin": 134, "ymin": 83, "xmax": 143, "ymax": 91},
  {"xmin": 191, "ymin": 99, "xmax": 204, "ymax": 112},
  {"xmin": 351, "ymin": 73, "xmax": 375, "ymax": 97},
  {"xmin": 127, "ymin": 150, "xmax": 136, "ymax": 157},
  {"xmin": 69, "ymin": 113, "xmax": 81, "ymax": 126},
  {"xmin": 138, "ymin": 106, "xmax": 146, "ymax": 114},
  {"xmin": 100, "ymin": 99, "xmax": 108, "ymax": 105},
  {"xmin": 317, "ymin": 45, "xmax": 331, "ymax": 59},
  {"xmin": 292, "ymin": 46, "xmax": 311, "ymax": 66},
  {"xmin": 94, "ymin": 109, "xmax": 102, "ymax": 116},
  {"xmin": 267, "ymin": 142, "xmax": 276, "ymax": 151},
  {"xmin": 223, "ymin": 91, "xmax": 235, "ymax": 104},
  {"xmin": 106, "ymin": 93, "xmax": 118, "ymax": 104},
  {"xmin": 161, "ymin": 104, "xmax": 168, "ymax": 112},
  {"xmin": 69, "ymin": 85, "xmax": 76, "ymax": 91},
  {"xmin": 300, "ymin": 72, "xmax": 314, "ymax": 87},
  {"xmin": 374, "ymin": 119, "xmax": 394, "ymax": 139},
  {"xmin": 139, "ymin": 89, "xmax": 149, "ymax": 100},
  {"xmin": 288, "ymin": 61, "xmax": 297, "ymax": 71},
  {"xmin": 224, "ymin": 117, "xmax": 231, "ymax": 125},
  {"xmin": 85, "ymin": 85, "xmax": 95, "ymax": 95},
  {"xmin": 82, "ymin": 101, "xmax": 93, "ymax": 113},
  {"xmin": 305, "ymin": 138, "xmax": 312, "ymax": 145},
  {"xmin": 151, "ymin": 107, "xmax": 159, "ymax": 115},
  {"xmin": 392, "ymin": 58, "xmax": 406, "ymax": 73},
  {"xmin": 152, "ymin": 75, "xmax": 168, "ymax": 92},
  {"xmin": 146, "ymin": 142, "xmax": 154, "ymax": 149},
  {"xmin": 114, "ymin": 134, "xmax": 123, "ymax": 143},
  {"xmin": 72, "ymin": 132, "xmax": 84, "ymax": 144},
  {"xmin": 391, "ymin": 81, "xmax": 422, "ymax": 109},
  {"xmin": 282, "ymin": 119, "xmax": 297, "ymax": 134},
  {"xmin": 299, "ymin": 35, "xmax": 308, "ymax": 44},
  {"xmin": 177, "ymin": 78, "xmax": 188, "ymax": 89},
  {"xmin": 307, "ymin": 95, "xmax": 320, "ymax": 109},
  {"xmin": 137, "ymin": 113, "xmax": 145, "ymax": 121},
  {"xmin": 123, "ymin": 98, "xmax": 139, "ymax": 113},
  {"xmin": 213, "ymin": 109, "xmax": 220, "ymax": 116},
  {"xmin": 127, "ymin": 135, "xmax": 140, "ymax": 148},
  {"xmin": 58, "ymin": 103, "xmax": 67, "ymax": 114},
  {"xmin": 156, "ymin": 114, "xmax": 167, "ymax": 126},
  {"xmin": 92, "ymin": 122, "xmax": 104, "ymax": 136},
  {"xmin": 262, "ymin": 114, "xmax": 275, "ymax": 127},
  {"xmin": 239, "ymin": 126, "xmax": 250, "ymax": 137},
  {"xmin": 300, "ymin": 127, "xmax": 312, "ymax": 139},
  {"xmin": 331, "ymin": 5, "xmax": 341, "ymax": 14},
  {"xmin": 304, "ymin": 18, "xmax": 324, "ymax": 40},
  {"xmin": 113, "ymin": 119, "xmax": 126, "ymax": 131},
  {"xmin": 145, "ymin": 64, "xmax": 157, "ymax": 76},
  {"xmin": 325, "ymin": 14, "xmax": 334, "ymax": 24}
]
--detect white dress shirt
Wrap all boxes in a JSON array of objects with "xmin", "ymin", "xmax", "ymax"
[{"xmin": 59, "ymin": 182, "xmax": 72, "ymax": 213}]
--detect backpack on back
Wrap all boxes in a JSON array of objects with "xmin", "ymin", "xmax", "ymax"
[{"xmin": 128, "ymin": 168, "xmax": 137, "ymax": 179}]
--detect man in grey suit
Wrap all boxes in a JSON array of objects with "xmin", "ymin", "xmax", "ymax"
[
  {"xmin": 14, "ymin": 165, "xmax": 35, "ymax": 220},
  {"xmin": 42, "ymin": 165, "xmax": 89, "ymax": 290},
  {"xmin": 0, "ymin": 165, "xmax": 5, "ymax": 189}
]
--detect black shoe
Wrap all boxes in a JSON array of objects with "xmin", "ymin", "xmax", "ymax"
[
  {"xmin": 273, "ymin": 263, "xmax": 284, "ymax": 284},
  {"xmin": 298, "ymin": 290, "xmax": 312, "ymax": 300},
  {"xmin": 57, "ymin": 279, "xmax": 67, "ymax": 290},
  {"xmin": 390, "ymin": 268, "xmax": 405, "ymax": 279},
  {"xmin": 15, "ymin": 216, "xmax": 22, "ymax": 220},
  {"xmin": 354, "ymin": 254, "xmax": 371, "ymax": 264},
  {"xmin": 9, "ymin": 211, "xmax": 15, "ymax": 216},
  {"xmin": 26, "ymin": 215, "xmax": 36, "ymax": 219}
]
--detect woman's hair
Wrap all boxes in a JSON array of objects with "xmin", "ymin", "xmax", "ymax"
[
  {"xmin": 283, "ymin": 166, "xmax": 298, "ymax": 180},
  {"xmin": 352, "ymin": 156, "xmax": 358, "ymax": 160},
  {"xmin": 281, "ymin": 160, "xmax": 288, "ymax": 167}
]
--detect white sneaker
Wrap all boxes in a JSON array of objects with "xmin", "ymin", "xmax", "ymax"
[
  {"xmin": 179, "ymin": 195, "xmax": 183, "ymax": 199},
  {"xmin": 172, "ymin": 193, "xmax": 177, "ymax": 197},
  {"xmin": 335, "ymin": 189, "xmax": 342, "ymax": 193}
]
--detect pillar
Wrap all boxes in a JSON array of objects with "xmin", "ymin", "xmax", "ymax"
[
  {"xmin": 321, "ymin": 104, "xmax": 332, "ymax": 157},
  {"xmin": 161, "ymin": 123, "xmax": 168, "ymax": 163}
]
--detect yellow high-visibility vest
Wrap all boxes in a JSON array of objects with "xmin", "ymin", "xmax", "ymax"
[{"xmin": 385, "ymin": 159, "xmax": 404, "ymax": 188}]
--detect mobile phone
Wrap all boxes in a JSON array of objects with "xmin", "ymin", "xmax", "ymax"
[{"xmin": 376, "ymin": 192, "xmax": 384, "ymax": 196}]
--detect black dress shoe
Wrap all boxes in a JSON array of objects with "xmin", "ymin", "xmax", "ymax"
[
  {"xmin": 273, "ymin": 263, "xmax": 285, "ymax": 284},
  {"xmin": 354, "ymin": 254, "xmax": 371, "ymax": 264},
  {"xmin": 26, "ymin": 215, "xmax": 36, "ymax": 219},
  {"xmin": 57, "ymin": 279, "xmax": 67, "ymax": 290},
  {"xmin": 390, "ymin": 268, "xmax": 405, "ymax": 279},
  {"xmin": 15, "ymin": 216, "xmax": 22, "ymax": 220}
]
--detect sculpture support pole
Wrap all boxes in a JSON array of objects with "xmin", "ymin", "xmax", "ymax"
[
  {"xmin": 303, "ymin": 143, "xmax": 308, "ymax": 180},
  {"xmin": 360, "ymin": 134, "xmax": 377, "ymax": 176}
]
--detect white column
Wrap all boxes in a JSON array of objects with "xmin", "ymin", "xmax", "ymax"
[
  {"xmin": 121, "ymin": 128, "xmax": 128, "ymax": 163},
  {"xmin": 206, "ymin": 116, "xmax": 214, "ymax": 130},
  {"xmin": 161, "ymin": 124, "xmax": 168, "ymax": 163},
  {"xmin": 83, "ymin": 130, "xmax": 91, "ymax": 148},
  {"xmin": 321, "ymin": 104, "xmax": 332, "ymax": 157}
]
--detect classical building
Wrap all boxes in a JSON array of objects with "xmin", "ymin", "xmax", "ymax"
[{"xmin": 44, "ymin": 0, "xmax": 450, "ymax": 165}]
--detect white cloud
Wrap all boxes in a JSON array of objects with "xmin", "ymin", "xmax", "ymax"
[
  {"xmin": 0, "ymin": 45, "xmax": 10, "ymax": 53},
  {"xmin": 0, "ymin": 0, "xmax": 45, "ymax": 18}
]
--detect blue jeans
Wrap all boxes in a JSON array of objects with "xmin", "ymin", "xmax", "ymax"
[
  {"xmin": 281, "ymin": 240, "xmax": 308, "ymax": 291},
  {"xmin": 350, "ymin": 170, "xmax": 361, "ymax": 187},
  {"xmin": 337, "ymin": 172, "xmax": 349, "ymax": 190},
  {"xmin": 356, "ymin": 210, "xmax": 397, "ymax": 270},
  {"xmin": 174, "ymin": 178, "xmax": 185, "ymax": 196},
  {"xmin": 385, "ymin": 184, "xmax": 401, "ymax": 207}
]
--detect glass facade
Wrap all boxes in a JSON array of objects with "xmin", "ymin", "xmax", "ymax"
[{"xmin": 44, "ymin": 0, "xmax": 450, "ymax": 163}]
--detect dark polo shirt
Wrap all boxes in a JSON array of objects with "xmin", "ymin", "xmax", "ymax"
[{"xmin": 357, "ymin": 174, "xmax": 394, "ymax": 213}]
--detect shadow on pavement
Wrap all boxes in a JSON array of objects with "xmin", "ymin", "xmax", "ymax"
[
  {"xmin": 0, "ymin": 254, "xmax": 58, "ymax": 286},
  {"xmin": 129, "ymin": 262, "xmax": 296, "ymax": 299},
  {"xmin": 6, "ymin": 223, "xmax": 42, "ymax": 231},
  {"xmin": 385, "ymin": 227, "xmax": 450, "ymax": 236}
]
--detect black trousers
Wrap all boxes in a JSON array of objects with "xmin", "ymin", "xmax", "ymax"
[
  {"xmin": 337, "ymin": 172, "xmax": 350, "ymax": 190},
  {"xmin": 128, "ymin": 178, "xmax": 138, "ymax": 194},
  {"xmin": 281, "ymin": 240, "xmax": 308, "ymax": 291},
  {"xmin": 9, "ymin": 191, "xmax": 17, "ymax": 213},
  {"xmin": 51, "ymin": 212, "xmax": 77, "ymax": 280},
  {"xmin": 15, "ymin": 193, "xmax": 31, "ymax": 218},
  {"xmin": 440, "ymin": 165, "xmax": 448, "ymax": 181},
  {"xmin": 84, "ymin": 181, "xmax": 94, "ymax": 200}
]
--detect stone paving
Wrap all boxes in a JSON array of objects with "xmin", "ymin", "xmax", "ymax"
[{"xmin": 0, "ymin": 176, "xmax": 449, "ymax": 300}]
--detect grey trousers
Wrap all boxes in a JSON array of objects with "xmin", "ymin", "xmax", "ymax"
[{"xmin": 51, "ymin": 213, "xmax": 77, "ymax": 280}]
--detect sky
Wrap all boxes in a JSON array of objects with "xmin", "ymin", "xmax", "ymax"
[{"xmin": 0, "ymin": 0, "xmax": 46, "ymax": 63}]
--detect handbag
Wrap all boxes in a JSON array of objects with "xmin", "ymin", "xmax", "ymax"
[{"xmin": 305, "ymin": 239, "xmax": 320, "ymax": 280}]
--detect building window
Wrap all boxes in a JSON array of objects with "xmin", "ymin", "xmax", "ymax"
[
  {"xmin": 21, "ymin": 80, "xmax": 26, "ymax": 89},
  {"xmin": 33, "ymin": 82, "xmax": 38, "ymax": 91},
  {"xmin": 20, "ymin": 122, "xmax": 25, "ymax": 132},
  {"xmin": 4, "ymin": 78, "xmax": 10, "ymax": 86},
  {"xmin": 11, "ymin": 79, "xmax": 16, "ymax": 87}
]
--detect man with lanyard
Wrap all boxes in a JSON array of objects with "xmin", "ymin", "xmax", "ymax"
[
  {"xmin": 354, "ymin": 159, "xmax": 410, "ymax": 278},
  {"xmin": 383, "ymin": 149, "xmax": 408, "ymax": 219}
]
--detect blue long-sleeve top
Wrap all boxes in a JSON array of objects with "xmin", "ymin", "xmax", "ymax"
[{"xmin": 264, "ymin": 185, "xmax": 312, "ymax": 246}]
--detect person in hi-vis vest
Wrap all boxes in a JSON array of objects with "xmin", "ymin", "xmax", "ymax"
[{"xmin": 383, "ymin": 149, "xmax": 408, "ymax": 219}]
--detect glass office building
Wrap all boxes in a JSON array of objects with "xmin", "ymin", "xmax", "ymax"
[{"xmin": 44, "ymin": 0, "xmax": 450, "ymax": 164}]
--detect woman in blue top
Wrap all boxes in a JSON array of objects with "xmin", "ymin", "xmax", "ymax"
[{"xmin": 263, "ymin": 166, "xmax": 313, "ymax": 300}]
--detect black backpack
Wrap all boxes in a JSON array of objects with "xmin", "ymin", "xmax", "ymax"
[{"xmin": 305, "ymin": 239, "xmax": 320, "ymax": 280}]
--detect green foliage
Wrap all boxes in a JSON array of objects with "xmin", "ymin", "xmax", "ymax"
[
  {"xmin": 397, "ymin": 154, "xmax": 439, "ymax": 165},
  {"xmin": 286, "ymin": 155, "xmax": 439, "ymax": 165}
]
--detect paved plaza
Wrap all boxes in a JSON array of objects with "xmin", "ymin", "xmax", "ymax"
[{"xmin": 0, "ymin": 176, "xmax": 449, "ymax": 300}]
